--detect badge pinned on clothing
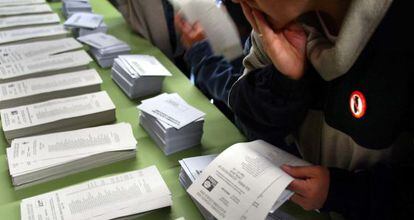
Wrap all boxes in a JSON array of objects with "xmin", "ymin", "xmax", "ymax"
[{"xmin": 349, "ymin": 91, "xmax": 367, "ymax": 119}]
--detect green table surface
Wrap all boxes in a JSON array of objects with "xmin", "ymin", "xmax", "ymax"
[{"xmin": 0, "ymin": 1, "xmax": 328, "ymax": 219}]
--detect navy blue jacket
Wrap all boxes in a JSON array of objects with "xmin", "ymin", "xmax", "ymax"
[{"xmin": 227, "ymin": 1, "xmax": 414, "ymax": 219}]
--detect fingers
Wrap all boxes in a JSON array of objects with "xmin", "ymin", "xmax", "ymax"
[
  {"xmin": 285, "ymin": 22, "xmax": 306, "ymax": 33},
  {"xmin": 174, "ymin": 14, "xmax": 192, "ymax": 34},
  {"xmin": 290, "ymin": 194, "xmax": 308, "ymax": 209},
  {"xmin": 251, "ymin": 9, "xmax": 272, "ymax": 36},
  {"xmin": 286, "ymin": 179, "xmax": 307, "ymax": 195},
  {"xmin": 192, "ymin": 22, "xmax": 204, "ymax": 33},
  {"xmin": 281, "ymin": 165, "xmax": 317, "ymax": 178},
  {"xmin": 240, "ymin": 2, "xmax": 258, "ymax": 31}
]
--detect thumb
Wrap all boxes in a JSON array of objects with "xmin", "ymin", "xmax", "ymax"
[{"xmin": 281, "ymin": 165, "xmax": 313, "ymax": 179}]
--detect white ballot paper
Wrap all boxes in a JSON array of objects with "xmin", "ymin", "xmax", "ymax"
[
  {"xmin": 0, "ymin": 69, "xmax": 102, "ymax": 109},
  {"xmin": 118, "ymin": 55, "xmax": 172, "ymax": 77},
  {"xmin": 187, "ymin": 140, "xmax": 311, "ymax": 220},
  {"xmin": 0, "ymin": 50, "xmax": 92, "ymax": 83},
  {"xmin": 6, "ymin": 123, "xmax": 137, "ymax": 188},
  {"xmin": 171, "ymin": 0, "xmax": 243, "ymax": 61},
  {"xmin": 0, "ymin": 13, "xmax": 59, "ymax": 30},
  {"xmin": 0, "ymin": 24, "xmax": 68, "ymax": 45},
  {"xmin": 7, "ymin": 123, "xmax": 136, "ymax": 166},
  {"xmin": 20, "ymin": 166, "xmax": 172, "ymax": 220},
  {"xmin": 77, "ymin": 32, "xmax": 126, "ymax": 49},
  {"xmin": 138, "ymin": 93, "xmax": 205, "ymax": 129},
  {"xmin": 64, "ymin": 12, "xmax": 104, "ymax": 29},
  {"xmin": 0, "ymin": 91, "xmax": 115, "ymax": 140},
  {"xmin": 0, "ymin": 0, "xmax": 45, "ymax": 8},
  {"xmin": 0, "ymin": 4, "xmax": 52, "ymax": 17},
  {"xmin": 0, "ymin": 38, "xmax": 83, "ymax": 65}
]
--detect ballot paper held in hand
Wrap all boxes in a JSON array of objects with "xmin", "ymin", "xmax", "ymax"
[{"xmin": 187, "ymin": 140, "xmax": 311, "ymax": 220}]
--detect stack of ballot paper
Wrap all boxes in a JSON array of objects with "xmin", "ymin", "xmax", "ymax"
[
  {"xmin": 186, "ymin": 140, "xmax": 312, "ymax": 220},
  {"xmin": 179, "ymin": 155, "xmax": 216, "ymax": 190},
  {"xmin": 62, "ymin": 0, "xmax": 92, "ymax": 19},
  {"xmin": 111, "ymin": 55, "xmax": 172, "ymax": 99},
  {"xmin": 0, "ymin": 69, "xmax": 102, "ymax": 109},
  {"xmin": 138, "ymin": 93, "xmax": 205, "ymax": 155},
  {"xmin": 7, "ymin": 123, "xmax": 137, "ymax": 188},
  {"xmin": 0, "ymin": 13, "xmax": 60, "ymax": 30},
  {"xmin": 78, "ymin": 32, "xmax": 131, "ymax": 68},
  {"xmin": 0, "ymin": 91, "xmax": 116, "ymax": 142},
  {"xmin": 0, "ymin": 50, "xmax": 92, "ymax": 83},
  {"xmin": 0, "ymin": 4, "xmax": 52, "ymax": 17},
  {"xmin": 0, "ymin": 0, "xmax": 46, "ymax": 7},
  {"xmin": 64, "ymin": 12, "xmax": 108, "ymax": 37},
  {"xmin": 0, "ymin": 24, "xmax": 68, "ymax": 45},
  {"xmin": 20, "ymin": 166, "xmax": 172, "ymax": 220},
  {"xmin": 0, "ymin": 38, "xmax": 83, "ymax": 63},
  {"xmin": 75, "ymin": 21, "xmax": 107, "ymax": 37},
  {"xmin": 178, "ymin": 154, "xmax": 299, "ymax": 220},
  {"xmin": 64, "ymin": 12, "xmax": 103, "ymax": 29}
]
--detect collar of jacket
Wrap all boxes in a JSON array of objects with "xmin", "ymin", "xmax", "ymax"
[{"xmin": 307, "ymin": 0, "xmax": 393, "ymax": 81}]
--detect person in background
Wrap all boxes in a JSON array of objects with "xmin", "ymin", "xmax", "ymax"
[
  {"xmin": 175, "ymin": 0, "xmax": 251, "ymax": 121},
  {"xmin": 115, "ymin": 0, "xmax": 188, "ymax": 74},
  {"xmin": 228, "ymin": 0, "xmax": 413, "ymax": 219}
]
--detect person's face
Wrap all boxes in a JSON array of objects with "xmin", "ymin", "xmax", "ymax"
[{"xmin": 233, "ymin": 0, "xmax": 310, "ymax": 29}]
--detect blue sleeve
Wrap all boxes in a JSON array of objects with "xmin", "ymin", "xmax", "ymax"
[
  {"xmin": 184, "ymin": 41, "xmax": 244, "ymax": 105},
  {"xmin": 227, "ymin": 64, "xmax": 314, "ymax": 150}
]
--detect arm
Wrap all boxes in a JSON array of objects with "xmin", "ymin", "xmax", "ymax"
[
  {"xmin": 228, "ymin": 64, "xmax": 314, "ymax": 150},
  {"xmin": 185, "ymin": 41, "xmax": 244, "ymax": 104},
  {"xmin": 283, "ymin": 118, "xmax": 414, "ymax": 220}
]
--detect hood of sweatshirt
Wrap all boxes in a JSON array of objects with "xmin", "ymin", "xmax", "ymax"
[{"xmin": 307, "ymin": 0, "xmax": 393, "ymax": 81}]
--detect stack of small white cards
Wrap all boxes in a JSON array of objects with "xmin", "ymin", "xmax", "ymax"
[
  {"xmin": 77, "ymin": 32, "xmax": 131, "ymax": 68},
  {"xmin": 64, "ymin": 12, "xmax": 107, "ymax": 37},
  {"xmin": 0, "ymin": 69, "xmax": 102, "ymax": 109},
  {"xmin": 0, "ymin": 91, "xmax": 116, "ymax": 142},
  {"xmin": 76, "ymin": 21, "xmax": 107, "ymax": 37},
  {"xmin": 138, "ymin": 93, "xmax": 205, "ymax": 155},
  {"xmin": 7, "ymin": 123, "xmax": 137, "ymax": 188},
  {"xmin": 20, "ymin": 166, "xmax": 172, "ymax": 220},
  {"xmin": 62, "ymin": 0, "xmax": 92, "ymax": 19},
  {"xmin": 111, "ymin": 55, "xmax": 172, "ymax": 99}
]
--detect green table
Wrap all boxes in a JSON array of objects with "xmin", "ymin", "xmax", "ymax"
[{"xmin": 0, "ymin": 1, "xmax": 328, "ymax": 219}]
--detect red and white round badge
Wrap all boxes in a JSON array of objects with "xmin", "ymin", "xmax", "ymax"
[{"xmin": 349, "ymin": 91, "xmax": 367, "ymax": 119}]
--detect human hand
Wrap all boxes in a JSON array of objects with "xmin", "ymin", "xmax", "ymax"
[
  {"xmin": 174, "ymin": 14, "xmax": 206, "ymax": 49},
  {"xmin": 282, "ymin": 165, "xmax": 330, "ymax": 211},
  {"xmin": 240, "ymin": 2, "xmax": 307, "ymax": 80}
]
